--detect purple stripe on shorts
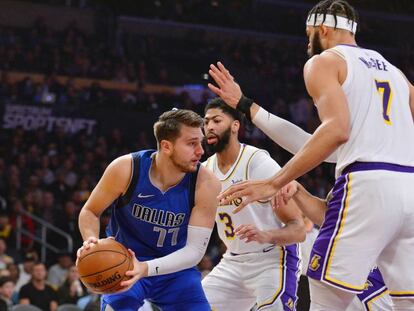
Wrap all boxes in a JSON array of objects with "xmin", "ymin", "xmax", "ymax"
[
  {"xmin": 358, "ymin": 267, "xmax": 387, "ymax": 302},
  {"xmin": 257, "ymin": 244, "xmax": 301, "ymax": 310},
  {"xmin": 342, "ymin": 161, "xmax": 414, "ymax": 175},
  {"xmin": 281, "ymin": 244, "xmax": 300, "ymax": 311},
  {"xmin": 306, "ymin": 174, "xmax": 347, "ymax": 282}
]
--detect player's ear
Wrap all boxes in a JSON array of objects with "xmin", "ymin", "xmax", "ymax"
[
  {"xmin": 232, "ymin": 120, "xmax": 240, "ymax": 133},
  {"xmin": 160, "ymin": 140, "xmax": 173, "ymax": 155},
  {"xmin": 319, "ymin": 24, "xmax": 329, "ymax": 37}
]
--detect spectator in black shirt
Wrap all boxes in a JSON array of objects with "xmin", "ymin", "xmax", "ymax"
[{"xmin": 18, "ymin": 262, "xmax": 58, "ymax": 311}]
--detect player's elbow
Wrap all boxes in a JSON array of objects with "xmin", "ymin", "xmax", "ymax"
[
  {"xmin": 336, "ymin": 129, "xmax": 350, "ymax": 144},
  {"xmin": 330, "ymin": 122, "xmax": 350, "ymax": 145}
]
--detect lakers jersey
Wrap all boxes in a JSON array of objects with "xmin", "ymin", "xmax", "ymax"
[
  {"xmin": 204, "ymin": 144, "xmax": 283, "ymax": 254},
  {"xmin": 106, "ymin": 150, "xmax": 198, "ymax": 260},
  {"xmin": 329, "ymin": 45, "xmax": 414, "ymax": 177}
]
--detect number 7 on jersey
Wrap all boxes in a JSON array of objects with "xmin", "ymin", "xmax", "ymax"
[{"xmin": 375, "ymin": 80, "xmax": 393, "ymax": 125}]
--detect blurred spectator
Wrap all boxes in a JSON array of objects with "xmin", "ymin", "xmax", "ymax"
[
  {"xmin": 52, "ymin": 201, "xmax": 82, "ymax": 255},
  {"xmin": 0, "ymin": 276, "xmax": 15, "ymax": 311},
  {"xmin": 18, "ymin": 262, "xmax": 58, "ymax": 311},
  {"xmin": 5, "ymin": 264, "xmax": 19, "ymax": 304},
  {"xmin": 57, "ymin": 265, "xmax": 84, "ymax": 305},
  {"xmin": 15, "ymin": 251, "xmax": 37, "ymax": 293},
  {"xmin": 0, "ymin": 213, "xmax": 14, "ymax": 248},
  {"xmin": 47, "ymin": 253, "xmax": 73, "ymax": 289},
  {"xmin": 0, "ymin": 239, "xmax": 13, "ymax": 270},
  {"xmin": 8, "ymin": 198, "xmax": 35, "ymax": 250}
]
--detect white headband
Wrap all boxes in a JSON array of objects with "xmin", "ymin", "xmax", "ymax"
[{"xmin": 306, "ymin": 13, "xmax": 357, "ymax": 34}]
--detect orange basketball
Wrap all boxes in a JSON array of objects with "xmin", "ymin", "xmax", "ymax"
[{"xmin": 77, "ymin": 238, "xmax": 133, "ymax": 294}]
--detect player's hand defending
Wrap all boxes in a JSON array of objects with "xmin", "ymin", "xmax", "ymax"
[
  {"xmin": 120, "ymin": 249, "xmax": 148, "ymax": 289},
  {"xmin": 273, "ymin": 181, "xmax": 299, "ymax": 212},
  {"xmin": 208, "ymin": 62, "xmax": 242, "ymax": 109},
  {"xmin": 235, "ymin": 224, "xmax": 272, "ymax": 244},
  {"xmin": 218, "ymin": 178, "xmax": 278, "ymax": 213}
]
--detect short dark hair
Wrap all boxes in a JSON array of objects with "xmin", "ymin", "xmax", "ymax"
[
  {"xmin": 0, "ymin": 276, "xmax": 13, "ymax": 287},
  {"xmin": 154, "ymin": 109, "xmax": 203, "ymax": 146},
  {"xmin": 308, "ymin": 0, "xmax": 358, "ymax": 32},
  {"xmin": 204, "ymin": 98, "xmax": 244, "ymax": 123}
]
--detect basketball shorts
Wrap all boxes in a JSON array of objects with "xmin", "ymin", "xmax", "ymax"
[
  {"xmin": 307, "ymin": 162, "xmax": 414, "ymax": 298},
  {"xmin": 101, "ymin": 267, "xmax": 210, "ymax": 311},
  {"xmin": 302, "ymin": 230, "xmax": 392, "ymax": 310},
  {"xmin": 202, "ymin": 245, "xmax": 300, "ymax": 310}
]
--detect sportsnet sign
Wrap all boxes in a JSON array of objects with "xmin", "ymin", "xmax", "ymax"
[{"xmin": 2, "ymin": 105, "xmax": 96, "ymax": 135}]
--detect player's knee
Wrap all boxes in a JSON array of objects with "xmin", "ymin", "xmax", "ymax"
[
  {"xmin": 392, "ymin": 297, "xmax": 414, "ymax": 310},
  {"xmin": 309, "ymin": 279, "xmax": 355, "ymax": 311}
]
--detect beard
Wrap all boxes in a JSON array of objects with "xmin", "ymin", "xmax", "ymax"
[
  {"xmin": 204, "ymin": 127, "xmax": 231, "ymax": 156},
  {"xmin": 307, "ymin": 30, "xmax": 324, "ymax": 58}
]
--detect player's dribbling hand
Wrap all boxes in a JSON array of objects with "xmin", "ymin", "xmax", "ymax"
[
  {"xmin": 120, "ymin": 249, "xmax": 148, "ymax": 289},
  {"xmin": 208, "ymin": 62, "xmax": 242, "ymax": 109},
  {"xmin": 235, "ymin": 224, "xmax": 272, "ymax": 244},
  {"xmin": 273, "ymin": 181, "xmax": 299, "ymax": 212},
  {"xmin": 218, "ymin": 178, "xmax": 278, "ymax": 213}
]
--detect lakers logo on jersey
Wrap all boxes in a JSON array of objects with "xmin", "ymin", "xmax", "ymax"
[
  {"xmin": 285, "ymin": 297, "xmax": 294, "ymax": 310},
  {"xmin": 364, "ymin": 279, "xmax": 373, "ymax": 290},
  {"xmin": 309, "ymin": 254, "xmax": 321, "ymax": 272}
]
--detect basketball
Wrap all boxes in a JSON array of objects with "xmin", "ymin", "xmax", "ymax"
[{"xmin": 77, "ymin": 238, "xmax": 133, "ymax": 294}]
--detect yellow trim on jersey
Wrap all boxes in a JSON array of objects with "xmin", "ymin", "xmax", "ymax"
[
  {"xmin": 205, "ymin": 157, "xmax": 213, "ymax": 170},
  {"xmin": 324, "ymin": 173, "xmax": 365, "ymax": 291},
  {"xmin": 367, "ymin": 290, "xmax": 390, "ymax": 311},
  {"xmin": 220, "ymin": 144, "xmax": 247, "ymax": 182},
  {"xmin": 245, "ymin": 149, "xmax": 271, "ymax": 204},
  {"xmin": 257, "ymin": 246, "xmax": 285, "ymax": 309},
  {"xmin": 245, "ymin": 149, "xmax": 261, "ymax": 180}
]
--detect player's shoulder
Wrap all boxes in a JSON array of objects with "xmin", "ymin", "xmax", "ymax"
[
  {"xmin": 305, "ymin": 51, "xmax": 343, "ymax": 73},
  {"xmin": 244, "ymin": 144, "xmax": 270, "ymax": 161},
  {"xmin": 108, "ymin": 153, "xmax": 132, "ymax": 172},
  {"xmin": 196, "ymin": 165, "xmax": 221, "ymax": 192}
]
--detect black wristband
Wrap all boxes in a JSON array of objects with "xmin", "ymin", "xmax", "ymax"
[{"xmin": 236, "ymin": 95, "xmax": 254, "ymax": 122}]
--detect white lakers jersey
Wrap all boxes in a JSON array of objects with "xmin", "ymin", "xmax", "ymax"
[
  {"xmin": 204, "ymin": 144, "xmax": 283, "ymax": 253},
  {"xmin": 329, "ymin": 45, "xmax": 414, "ymax": 177}
]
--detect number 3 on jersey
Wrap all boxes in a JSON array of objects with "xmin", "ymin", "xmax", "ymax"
[
  {"xmin": 218, "ymin": 213, "xmax": 235, "ymax": 240},
  {"xmin": 375, "ymin": 80, "xmax": 393, "ymax": 125}
]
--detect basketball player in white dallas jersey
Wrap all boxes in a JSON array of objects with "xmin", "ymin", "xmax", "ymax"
[
  {"xmin": 207, "ymin": 0, "xmax": 414, "ymax": 310},
  {"xmin": 201, "ymin": 98, "xmax": 305, "ymax": 311}
]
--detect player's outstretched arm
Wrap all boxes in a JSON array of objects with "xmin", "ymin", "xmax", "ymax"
[
  {"xmin": 128, "ymin": 167, "xmax": 221, "ymax": 281},
  {"xmin": 208, "ymin": 61, "xmax": 337, "ymax": 163},
  {"xmin": 78, "ymin": 155, "xmax": 131, "ymax": 255},
  {"xmin": 218, "ymin": 53, "xmax": 349, "ymax": 211}
]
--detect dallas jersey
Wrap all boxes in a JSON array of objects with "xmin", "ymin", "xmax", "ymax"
[
  {"xmin": 329, "ymin": 44, "xmax": 414, "ymax": 176},
  {"xmin": 106, "ymin": 150, "xmax": 198, "ymax": 260},
  {"xmin": 204, "ymin": 144, "xmax": 283, "ymax": 254}
]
